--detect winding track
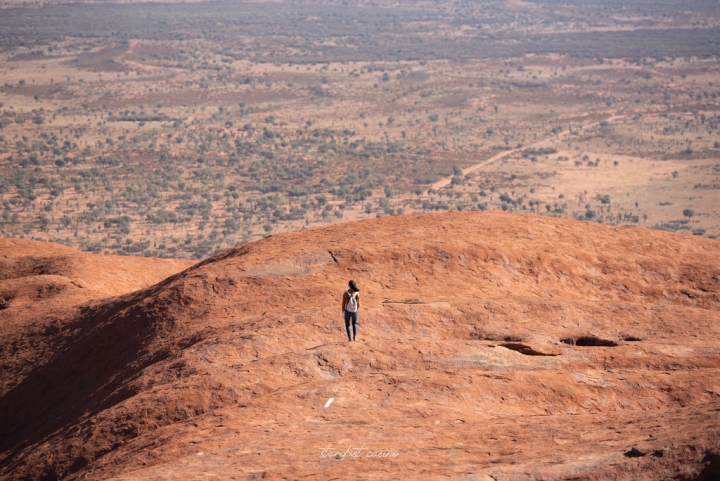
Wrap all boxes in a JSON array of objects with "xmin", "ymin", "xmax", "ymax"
[{"xmin": 431, "ymin": 114, "xmax": 624, "ymax": 190}]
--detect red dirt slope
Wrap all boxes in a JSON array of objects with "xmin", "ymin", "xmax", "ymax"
[
  {"xmin": 0, "ymin": 238, "xmax": 194, "ymax": 297},
  {"xmin": 1, "ymin": 213, "xmax": 719, "ymax": 480},
  {"xmin": 0, "ymin": 238, "xmax": 195, "ymax": 396}
]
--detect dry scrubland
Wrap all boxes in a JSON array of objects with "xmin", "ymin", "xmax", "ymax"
[
  {"xmin": 1, "ymin": 2, "xmax": 720, "ymax": 479},
  {"xmin": 0, "ymin": 0, "xmax": 719, "ymax": 258}
]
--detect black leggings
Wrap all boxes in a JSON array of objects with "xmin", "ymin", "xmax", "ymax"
[{"xmin": 344, "ymin": 310, "xmax": 358, "ymax": 340}]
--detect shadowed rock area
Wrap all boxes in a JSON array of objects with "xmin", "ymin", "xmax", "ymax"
[{"xmin": 0, "ymin": 212, "xmax": 719, "ymax": 480}]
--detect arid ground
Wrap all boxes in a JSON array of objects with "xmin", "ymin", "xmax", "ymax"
[
  {"xmin": 1, "ymin": 1, "xmax": 720, "ymax": 480},
  {"xmin": 1, "ymin": 213, "xmax": 719, "ymax": 480},
  {"xmin": 0, "ymin": 0, "xmax": 719, "ymax": 258}
]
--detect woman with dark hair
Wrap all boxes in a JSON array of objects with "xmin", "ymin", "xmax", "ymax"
[{"xmin": 342, "ymin": 280, "xmax": 360, "ymax": 341}]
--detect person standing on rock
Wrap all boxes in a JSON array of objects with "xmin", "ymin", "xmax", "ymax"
[{"xmin": 342, "ymin": 280, "xmax": 360, "ymax": 342}]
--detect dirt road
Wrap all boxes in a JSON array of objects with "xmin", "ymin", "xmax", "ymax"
[{"xmin": 432, "ymin": 113, "xmax": 624, "ymax": 190}]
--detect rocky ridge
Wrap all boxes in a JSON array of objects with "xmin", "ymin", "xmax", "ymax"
[{"xmin": 0, "ymin": 212, "xmax": 719, "ymax": 480}]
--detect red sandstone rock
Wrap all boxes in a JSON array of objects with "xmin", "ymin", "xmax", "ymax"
[{"xmin": 0, "ymin": 213, "xmax": 719, "ymax": 480}]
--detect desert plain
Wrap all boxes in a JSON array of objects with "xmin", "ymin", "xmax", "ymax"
[
  {"xmin": 0, "ymin": 0, "xmax": 719, "ymax": 258},
  {"xmin": 1, "ymin": 0, "xmax": 720, "ymax": 479}
]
